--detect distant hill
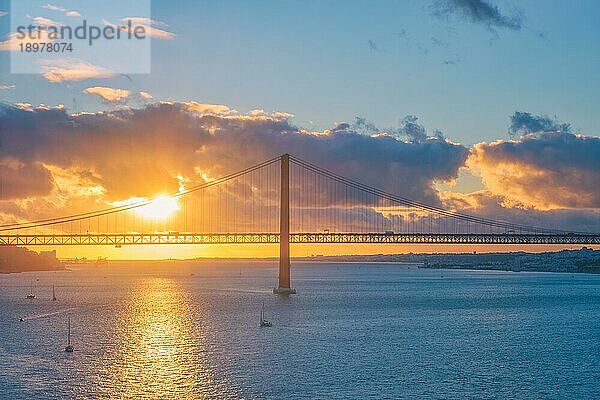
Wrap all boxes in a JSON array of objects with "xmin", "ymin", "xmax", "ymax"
[{"xmin": 0, "ymin": 246, "xmax": 63, "ymax": 274}]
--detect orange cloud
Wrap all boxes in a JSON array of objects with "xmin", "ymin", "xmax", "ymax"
[
  {"xmin": 40, "ymin": 59, "xmax": 116, "ymax": 82},
  {"xmin": 467, "ymin": 132, "xmax": 600, "ymax": 210},
  {"xmin": 184, "ymin": 102, "xmax": 237, "ymax": 116},
  {"xmin": 83, "ymin": 87, "xmax": 154, "ymax": 103},
  {"xmin": 84, "ymin": 87, "xmax": 131, "ymax": 102}
]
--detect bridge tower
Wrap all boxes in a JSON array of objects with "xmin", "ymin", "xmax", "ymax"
[{"xmin": 273, "ymin": 154, "xmax": 296, "ymax": 295}]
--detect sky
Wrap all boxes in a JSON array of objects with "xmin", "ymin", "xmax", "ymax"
[
  {"xmin": 0, "ymin": 0, "xmax": 598, "ymax": 258},
  {"xmin": 2, "ymin": 0, "xmax": 600, "ymax": 142}
]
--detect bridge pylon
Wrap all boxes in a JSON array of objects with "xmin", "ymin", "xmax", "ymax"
[{"xmin": 273, "ymin": 154, "xmax": 296, "ymax": 295}]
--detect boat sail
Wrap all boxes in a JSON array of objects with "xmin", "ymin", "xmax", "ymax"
[
  {"xmin": 260, "ymin": 302, "xmax": 272, "ymax": 327},
  {"xmin": 65, "ymin": 317, "xmax": 74, "ymax": 352},
  {"xmin": 26, "ymin": 281, "xmax": 36, "ymax": 299}
]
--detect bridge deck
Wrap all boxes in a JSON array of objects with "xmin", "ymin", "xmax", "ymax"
[{"xmin": 1, "ymin": 233, "xmax": 598, "ymax": 246}]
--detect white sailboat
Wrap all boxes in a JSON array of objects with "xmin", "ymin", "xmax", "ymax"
[
  {"xmin": 26, "ymin": 280, "xmax": 36, "ymax": 299},
  {"xmin": 259, "ymin": 302, "xmax": 272, "ymax": 327},
  {"xmin": 64, "ymin": 317, "xmax": 74, "ymax": 352}
]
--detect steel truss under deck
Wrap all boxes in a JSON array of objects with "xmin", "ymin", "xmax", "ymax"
[{"xmin": 1, "ymin": 232, "xmax": 598, "ymax": 246}]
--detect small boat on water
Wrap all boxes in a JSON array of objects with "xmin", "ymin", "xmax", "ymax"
[
  {"xmin": 65, "ymin": 317, "xmax": 74, "ymax": 352},
  {"xmin": 259, "ymin": 302, "xmax": 272, "ymax": 327},
  {"xmin": 26, "ymin": 281, "xmax": 36, "ymax": 299},
  {"xmin": 52, "ymin": 285, "xmax": 57, "ymax": 301}
]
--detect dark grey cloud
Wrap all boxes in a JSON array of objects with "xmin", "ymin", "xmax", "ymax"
[
  {"xmin": 433, "ymin": 0, "xmax": 522, "ymax": 31},
  {"xmin": 0, "ymin": 161, "xmax": 55, "ymax": 200},
  {"xmin": 0, "ymin": 103, "xmax": 468, "ymax": 211},
  {"xmin": 352, "ymin": 115, "xmax": 445, "ymax": 142},
  {"xmin": 398, "ymin": 115, "xmax": 429, "ymax": 142},
  {"xmin": 2, "ymin": 104, "xmax": 597, "ymax": 233},
  {"xmin": 508, "ymin": 111, "xmax": 571, "ymax": 138}
]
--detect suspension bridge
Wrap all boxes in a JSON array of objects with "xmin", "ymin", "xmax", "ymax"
[{"xmin": 1, "ymin": 154, "xmax": 598, "ymax": 293}]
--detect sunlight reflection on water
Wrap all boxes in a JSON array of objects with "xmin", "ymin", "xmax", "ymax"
[{"xmin": 93, "ymin": 277, "xmax": 234, "ymax": 399}]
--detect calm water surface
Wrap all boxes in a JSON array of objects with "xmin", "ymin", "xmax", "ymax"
[{"xmin": 0, "ymin": 261, "xmax": 599, "ymax": 399}]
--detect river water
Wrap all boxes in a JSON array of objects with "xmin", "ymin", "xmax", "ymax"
[{"xmin": 0, "ymin": 261, "xmax": 598, "ymax": 399}]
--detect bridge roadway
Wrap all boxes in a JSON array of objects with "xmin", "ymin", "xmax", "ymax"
[{"xmin": 1, "ymin": 232, "xmax": 599, "ymax": 246}]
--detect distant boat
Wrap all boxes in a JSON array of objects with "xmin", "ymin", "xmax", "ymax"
[
  {"xmin": 52, "ymin": 285, "xmax": 57, "ymax": 301},
  {"xmin": 96, "ymin": 257, "xmax": 108, "ymax": 265},
  {"xmin": 259, "ymin": 302, "xmax": 272, "ymax": 327},
  {"xmin": 64, "ymin": 317, "xmax": 74, "ymax": 352},
  {"xmin": 26, "ymin": 280, "xmax": 36, "ymax": 299}
]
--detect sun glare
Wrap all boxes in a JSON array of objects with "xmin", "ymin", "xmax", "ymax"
[{"xmin": 134, "ymin": 195, "xmax": 180, "ymax": 220}]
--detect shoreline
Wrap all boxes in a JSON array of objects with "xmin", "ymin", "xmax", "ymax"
[{"xmin": 2, "ymin": 247, "xmax": 597, "ymax": 275}]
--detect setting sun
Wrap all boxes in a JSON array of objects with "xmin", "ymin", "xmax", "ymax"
[{"xmin": 134, "ymin": 196, "xmax": 180, "ymax": 220}]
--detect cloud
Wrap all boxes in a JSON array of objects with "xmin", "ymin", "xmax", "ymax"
[
  {"xmin": 249, "ymin": 109, "xmax": 293, "ymax": 120},
  {"xmin": 508, "ymin": 111, "xmax": 571, "ymax": 138},
  {"xmin": 42, "ymin": 3, "xmax": 80, "ymax": 17},
  {"xmin": 0, "ymin": 158, "xmax": 55, "ymax": 200},
  {"xmin": 31, "ymin": 16, "xmax": 64, "ymax": 27},
  {"xmin": 185, "ymin": 102, "xmax": 237, "ymax": 116},
  {"xmin": 1, "ymin": 104, "xmax": 597, "ymax": 232},
  {"xmin": 0, "ymin": 102, "xmax": 467, "ymax": 213},
  {"xmin": 398, "ymin": 115, "xmax": 430, "ymax": 142},
  {"xmin": 433, "ymin": 0, "xmax": 522, "ymax": 31},
  {"xmin": 84, "ymin": 87, "xmax": 131, "ymax": 102},
  {"xmin": 102, "ymin": 17, "xmax": 176, "ymax": 40},
  {"xmin": 0, "ymin": 11, "xmax": 8, "ymax": 17},
  {"xmin": 441, "ymin": 189, "xmax": 600, "ymax": 233},
  {"xmin": 0, "ymin": 30, "xmax": 56, "ymax": 52},
  {"xmin": 0, "ymin": 14, "xmax": 66, "ymax": 52},
  {"xmin": 468, "ymin": 130, "xmax": 600, "ymax": 210},
  {"xmin": 0, "ymin": 85, "xmax": 16, "ymax": 90},
  {"xmin": 40, "ymin": 59, "xmax": 116, "ymax": 82},
  {"xmin": 122, "ymin": 17, "xmax": 176, "ymax": 39},
  {"xmin": 42, "ymin": 4, "xmax": 66, "ymax": 12},
  {"xmin": 83, "ymin": 86, "xmax": 154, "ymax": 103},
  {"xmin": 352, "ymin": 115, "xmax": 445, "ymax": 142}
]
